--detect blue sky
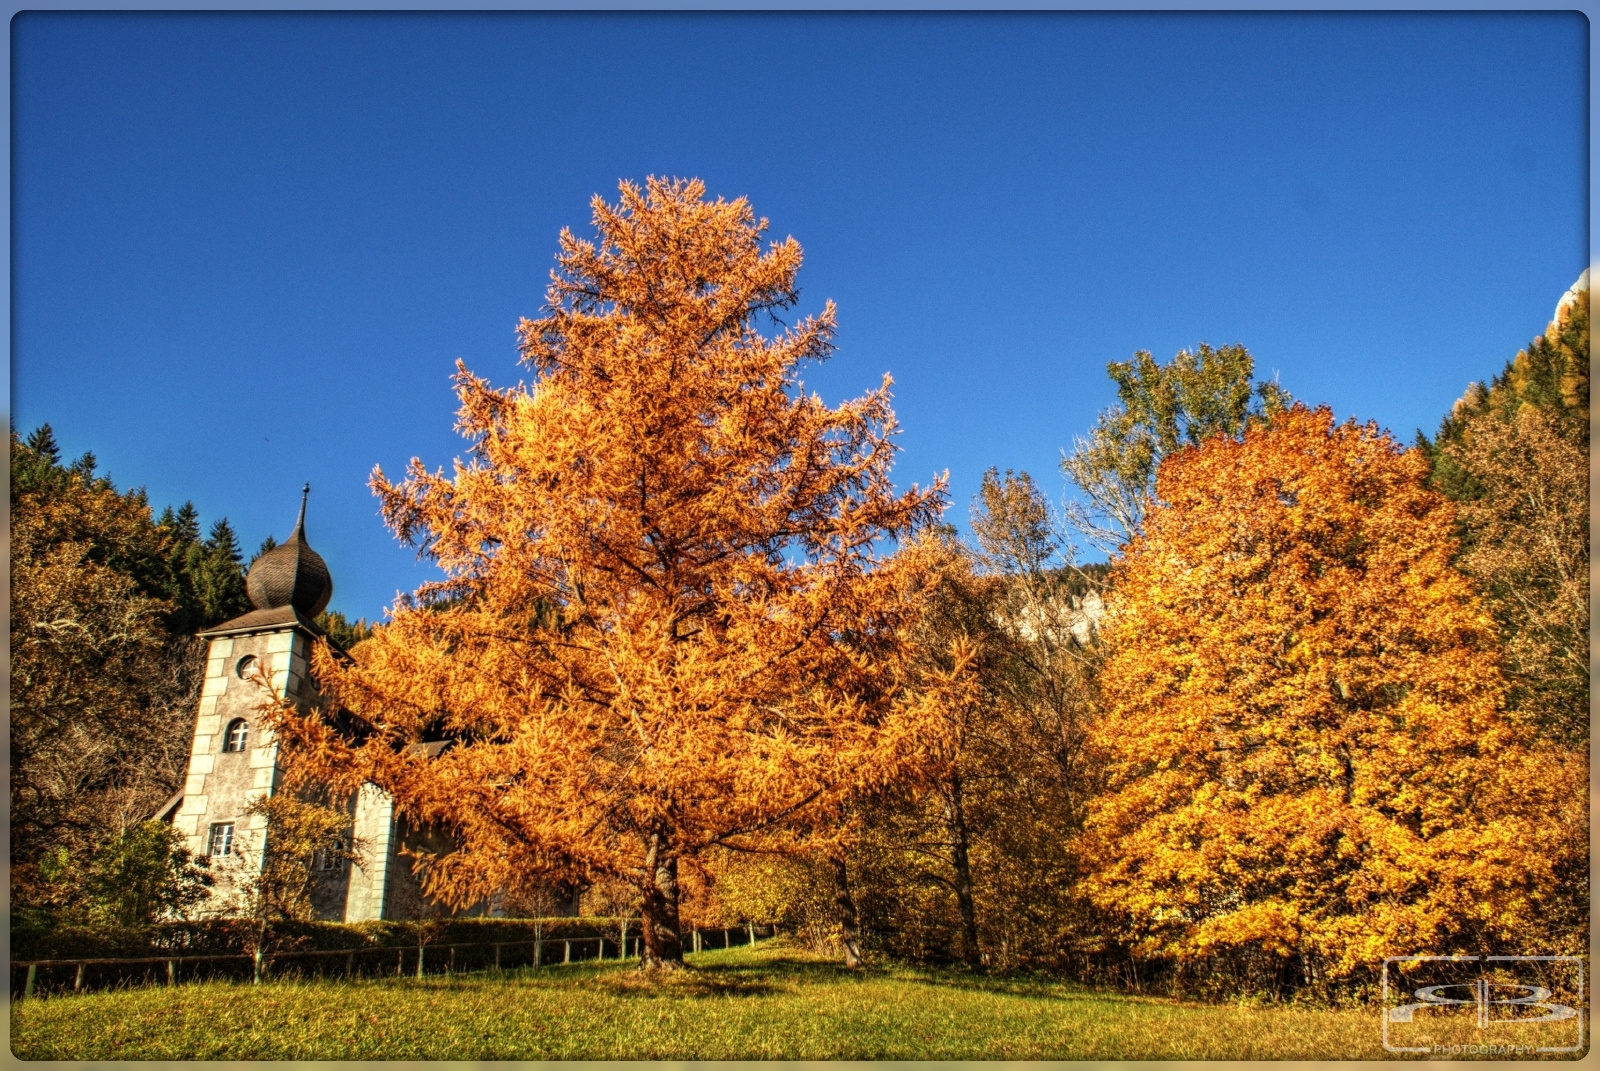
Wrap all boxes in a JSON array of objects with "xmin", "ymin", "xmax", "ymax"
[{"xmin": 12, "ymin": 12, "xmax": 1588, "ymax": 622}]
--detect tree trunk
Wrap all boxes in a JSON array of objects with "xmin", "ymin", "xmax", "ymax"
[
  {"xmin": 944, "ymin": 772, "xmax": 981, "ymax": 968},
  {"xmin": 830, "ymin": 851, "xmax": 863, "ymax": 968},
  {"xmin": 639, "ymin": 831, "xmax": 685, "ymax": 969}
]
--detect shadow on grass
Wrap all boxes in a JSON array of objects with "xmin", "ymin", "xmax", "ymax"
[
  {"xmin": 911, "ymin": 974, "xmax": 1118, "ymax": 1002},
  {"xmin": 896, "ymin": 968, "xmax": 1269, "ymax": 1012},
  {"xmin": 597, "ymin": 970, "xmax": 781, "ymax": 999},
  {"xmin": 591, "ymin": 948, "xmax": 876, "ymax": 1001}
]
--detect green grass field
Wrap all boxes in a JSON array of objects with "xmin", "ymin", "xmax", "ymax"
[{"xmin": 8, "ymin": 940, "xmax": 1587, "ymax": 1061}]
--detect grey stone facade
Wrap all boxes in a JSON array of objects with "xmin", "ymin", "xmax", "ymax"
[
  {"xmin": 174, "ymin": 627, "xmax": 301, "ymax": 884},
  {"xmin": 175, "ymin": 614, "xmax": 372, "ymax": 920}
]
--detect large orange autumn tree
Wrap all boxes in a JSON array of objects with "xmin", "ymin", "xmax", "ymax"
[
  {"xmin": 1085, "ymin": 405, "xmax": 1580, "ymax": 981},
  {"xmin": 271, "ymin": 178, "xmax": 948, "ymax": 966}
]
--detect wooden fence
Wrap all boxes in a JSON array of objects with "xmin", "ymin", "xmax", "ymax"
[{"xmin": 11, "ymin": 922, "xmax": 775, "ymax": 999}]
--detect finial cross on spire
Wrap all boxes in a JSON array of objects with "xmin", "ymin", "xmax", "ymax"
[{"xmin": 295, "ymin": 482, "xmax": 311, "ymax": 536}]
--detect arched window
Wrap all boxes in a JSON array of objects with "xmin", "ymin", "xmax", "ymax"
[{"xmin": 222, "ymin": 719, "xmax": 249, "ymax": 753}]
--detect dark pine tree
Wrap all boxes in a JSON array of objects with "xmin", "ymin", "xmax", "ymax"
[
  {"xmin": 313, "ymin": 610, "xmax": 373, "ymax": 651},
  {"xmin": 24, "ymin": 424, "xmax": 60, "ymax": 464},
  {"xmin": 195, "ymin": 519, "xmax": 251, "ymax": 627},
  {"xmin": 157, "ymin": 502, "xmax": 206, "ymax": 635}
]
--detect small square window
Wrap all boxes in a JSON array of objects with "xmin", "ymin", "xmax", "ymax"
[{"xmin": 208, "ymin": 822, "xmax": 234, "ymax": 857}]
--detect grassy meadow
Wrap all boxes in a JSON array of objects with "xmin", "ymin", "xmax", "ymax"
[{"xmin": 9, "ymin": 939, "xmax": 1586, "ymax": 1061}]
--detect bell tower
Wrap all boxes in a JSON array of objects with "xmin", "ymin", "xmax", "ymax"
[{"xmin": 174, "ymin": 485, "xmax": 348, "ymax": 913}]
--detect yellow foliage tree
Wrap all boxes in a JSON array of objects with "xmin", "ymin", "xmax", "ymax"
[
  {"xmin": 1085, "ymin": 404, "xmax": 1580, "ymax": 984},
  {"xmin": 268, "ymin": 178, "xmax": 948, "ymax": 967}
]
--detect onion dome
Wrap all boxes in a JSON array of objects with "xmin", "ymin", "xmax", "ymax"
[{"xmin": 246, "ymin": 484, "xmax": 333, "ymax": 618}]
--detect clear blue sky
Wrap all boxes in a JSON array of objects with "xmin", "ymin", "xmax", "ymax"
[{"xmin": 12, "ymin": 12, "xmax": 1588, "ymax": 623}]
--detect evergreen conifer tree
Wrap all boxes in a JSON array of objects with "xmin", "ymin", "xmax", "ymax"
[
  {"xmin": 24, "ymin": 423, "xmax": 60, "ymax": 464},
  {"xmin": 196, "ymin": 518, "xmax": 251, "ymax": 626},
  {"xmin": 170, "ymin": 502, "xmax": 201, "ymax": 544},
  {"xmin": 13, "ymin": 425, "xmax": 68, "ymax": 498},
  {"xmin": 313, "ymin": 610, "xmax": 373, "ymax": 651}
]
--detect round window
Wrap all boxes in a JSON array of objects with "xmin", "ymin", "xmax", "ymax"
[{"xmin": 234, "ymin": 654, "xmax": 258, "ymax": 679}]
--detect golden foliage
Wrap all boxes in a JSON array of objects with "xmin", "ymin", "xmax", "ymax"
[
  {"xmin": 1085, "ymin": 404, "xmax": 1580, "ymax": 978},
  {"xmin": 267, "ymin": 178, "xmax": 948, "ymax": 964},
  {"xmin": 846, "ymin": 531, "xmax": 1099, "ymax": 971},
  {"xmin": 700, "ymin": 850, "xmax": 837, "ymax": 937}
]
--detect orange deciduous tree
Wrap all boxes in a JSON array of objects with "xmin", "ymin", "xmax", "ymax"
[
  {"xmin": 1084, "ymin": 404, "xmax": 1581, "ymax": 986},
  {"xmin": 268, "ymin": 178, "xmax": 949, "ymax": 967}
]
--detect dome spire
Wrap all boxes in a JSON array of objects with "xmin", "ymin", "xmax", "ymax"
[{"xmin": 245, "ymin": 484, "xmax": 334, "ymax": 618}]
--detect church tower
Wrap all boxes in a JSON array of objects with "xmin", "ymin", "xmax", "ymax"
[
  {"xmin": 172, "ymin": 486, "xmax": 351, "ymax": 913},
  {"xmin": 163, "ymin": 487, "xmax": 499, "ymax": 921}
]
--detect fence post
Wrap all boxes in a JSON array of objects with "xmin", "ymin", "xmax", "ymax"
[
  {"xmin": 253, "ymin": 948, "xmax": 263, "ymax": 986},
  {"xmin": 563, "ymin": 939, "xmax": 570, "ymax": 964},
  {"xmin": 416, "ymin": 943, "xmax": 425, "ymax": 980},
  {"xmin": 534, "ymin": 921, "xmax": 543, "ymax": 969},
  {"xmin": 74, "ymin": 962, "xmax": 85, "ymax": 993},
  {"xmin": 23, "ymin": 964, "xmax": 36, "ymax": 1000},
  {"xmin": 448, "ymin": 946, "xmax": 456, "ymax": 978},
  {"xmin": 167, "ymin": 959, "xmax": 176, "ymax": 986},
  {"xmin": 748, "ymin": 920, "xmax": 755, "ymax": 946},
  {"xmin": 347, "ymin": 951, "xmax": 355, "ymax": 977},
  {"xmin": 494, "ymin": 943, "xmax": 502, "ymax": 971},
  {"xmin": 396, "ymin": 949, "xmax": 404, "ymax": 977}
]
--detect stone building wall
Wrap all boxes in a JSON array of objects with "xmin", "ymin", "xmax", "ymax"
[
  {"xmin": 168, "ymin": 623, "xmax": 516, "ymax": 922},
  {"xmin": 343, "ymin": 784, "xmax": 396, "ymax": 922},
  {"xmin": 173, "ymin": 627, "xmax": 360, "ymax": 917}
]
